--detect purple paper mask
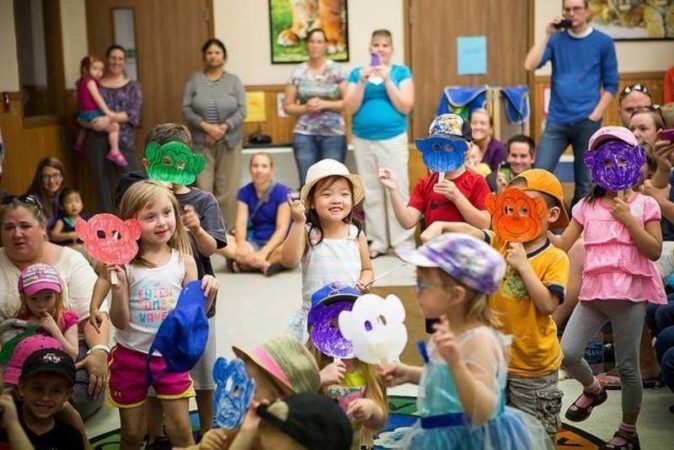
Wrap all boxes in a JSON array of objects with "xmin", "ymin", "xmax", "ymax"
[
  {"xmin": 584, "ymin": 140, "xmax": 646, "ymax": 191},
  {"xmin": 309, "ymin": 301, "xmax": 355, "ymax": 359}
]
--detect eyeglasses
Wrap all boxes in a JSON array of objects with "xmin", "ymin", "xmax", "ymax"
[
  {"xmin": 620, "ymin": 84, "xmax": 652, "ymax": 100},
  {"xmin": 415, "ymin": 281, "xmax": 444, "ymax": 293},
  {"xmin": 1, "ymin": 194, "xmax": 44, "ymax": 209},
  {"xmin": 563, "ymin": 6, "xmax": 584, "ymax": 13},
  {"xmin": 42, "ymin": 173, "xmax": 63, "ymax": 181}
]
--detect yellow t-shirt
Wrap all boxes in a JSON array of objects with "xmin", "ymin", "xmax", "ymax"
[{"xmin": 486, "ymin": 231, "xmax": 569, "ymax": 377}]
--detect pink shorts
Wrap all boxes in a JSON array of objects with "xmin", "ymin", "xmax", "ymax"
[{"xmin": 107, "ymin": 345, "xmax": 194, "ymax": 408}]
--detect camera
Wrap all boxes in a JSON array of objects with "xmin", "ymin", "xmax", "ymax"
[{"xmin": 553, "ymin": 19, "xmax": 573, "ymax": 30}]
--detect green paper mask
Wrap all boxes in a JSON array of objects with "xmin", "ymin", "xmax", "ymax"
[{"xmin": 145, "ymin": 141, "xmax": 206, "ymax": 185}]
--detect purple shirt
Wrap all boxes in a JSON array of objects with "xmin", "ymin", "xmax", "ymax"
[
  {"xmin": 237, "ymin": 182, "xmax": 290, "ymax": 242},
  {"xmin": 100, "ymin": 80, "xmax": 143, "ymax": 152},
  {"xmin": 483, "ymin": 138, "xmax": 506, "ymax": 172}
]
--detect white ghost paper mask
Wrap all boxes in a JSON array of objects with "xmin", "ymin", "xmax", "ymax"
[{"xmin": 338, "ymin": 294, "xmax": 407, "ymax": 364}]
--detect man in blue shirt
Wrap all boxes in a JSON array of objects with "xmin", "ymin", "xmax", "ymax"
[{"xmin": 524, "ymin": 0, "xmax": 618, "ymax": 205}]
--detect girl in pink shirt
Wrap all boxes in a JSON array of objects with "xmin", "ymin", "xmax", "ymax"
[
  {"xmin": 15, "ymin": 263, "xmax": 79, "ymax": 361},
  {"xmin": 75, "ymin": 55, "xmax": 126, "ymax": 167},
  {"xmin": 550, "ymin": 126, "xmax": 666, "ymax": 449}
]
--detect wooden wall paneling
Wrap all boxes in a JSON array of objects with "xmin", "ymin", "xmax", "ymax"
[
  {"xmin": 407, "ymin": 0, "xmax": 532, "ymax": 191},
  {"xmin": 409, "ymin": 0, "xmax": 531, "ymax": 144},
  {"xmin": 0, "ymin": 93, "xmax": 72, "ymax": 197},
  {"xmin": 85, "ymin": 0, "xmax": 212, "ymax": 157},
  {"xmin": 530, "ymin": 72, "xmax": 665, "ymax": 147},
  {"xmin": 241, "ymin": 84, "xmax": 354, "ymax": 147}
]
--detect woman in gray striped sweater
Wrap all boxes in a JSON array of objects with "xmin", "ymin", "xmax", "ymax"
[{"xmin": 182, "ymin": 38, "xmax": 246, "ymax": 226}]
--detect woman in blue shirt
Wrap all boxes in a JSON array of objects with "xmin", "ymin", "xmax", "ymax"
[
  {"xmin": 231, "ymin": 152, "xmax": 291, "ymax": 276},
  {"xmin": 344, "ymin": 29, "xmax": 415, "ymax": 258}
]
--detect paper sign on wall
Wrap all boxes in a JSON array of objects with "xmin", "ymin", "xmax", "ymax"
[
  {"xmin": 457, "ymin": 36, "xmax": 487, "ymax": 75},
  {"xmin": 245, "ymin": 92, "xmax": 266, "ymax": 123}
]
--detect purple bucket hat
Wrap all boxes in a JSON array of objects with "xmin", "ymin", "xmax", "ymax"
[{"xmin": 397, "ymin": 233, "xmax": 506, "ymax": 294}]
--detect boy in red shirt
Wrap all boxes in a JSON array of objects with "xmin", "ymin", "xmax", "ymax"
[{"xmin": 379, "ymin": 113, "xmax": 491, "ymax": 231}]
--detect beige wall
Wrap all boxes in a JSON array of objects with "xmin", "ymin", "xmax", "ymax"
[
  {"xmin": 213, "ymin": 0, "xmax": 405, "ymax": 85},
  {"xmin": 0, "ymin": 0, "xmax": 20, "ymax": 91},
  {"xmin": 533, "ymin": 0, "xmax": 674, "ymax": 75}
]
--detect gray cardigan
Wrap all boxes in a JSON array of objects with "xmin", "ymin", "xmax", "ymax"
[{"xmin": 182, "ymin": 71, "xmax": 246, "ymax": 148}]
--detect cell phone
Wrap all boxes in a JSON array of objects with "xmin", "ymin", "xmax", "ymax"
[
  {"xmin": 659, "ymin": 129, "xmax": 674, "ymax": 141},
  {"xmin": 500, "ymin": 162, "xmax": 511, "ymax": 182},
  {"xmin": 553, "ymin": 19, "xmax": 573, "ymax": 29},
  {"xmin": 370, "ymin": 52, "xmax": 381, "ymax": 67}
]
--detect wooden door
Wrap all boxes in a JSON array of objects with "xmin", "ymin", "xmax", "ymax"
[
  {"xmin": 85, "ymin": 0, "xmax": 213, "ymax": 155},
  {"xmin": 408, "ymin": 0, "xmax": 532, "ymax": 140}
]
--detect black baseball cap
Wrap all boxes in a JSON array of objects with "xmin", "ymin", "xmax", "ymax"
[
  {"xmin": 257, "ymin": 393, "xmax": 353, "ymax": 450},
  {"xmin": 20, "ymin": 348, "xmax": 76, "ymax": 385}
]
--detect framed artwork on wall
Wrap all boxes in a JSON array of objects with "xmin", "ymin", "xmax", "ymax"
[
  {"xmin": 268, "ymin": 0, "xmax": 349, "ymax": 64},
  {"xmin": 588, "ymin": 1, "xmax": 674, "ymax": 40}
]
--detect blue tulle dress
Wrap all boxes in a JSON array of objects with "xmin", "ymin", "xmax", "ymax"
[{"xmin": 402, "ymin": 327, "xmax": 553, "ymax": 450}]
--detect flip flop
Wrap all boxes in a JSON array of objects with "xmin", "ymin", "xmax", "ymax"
[{"xmin": 598, "ymin": 369, "xmax": 660, "ymax": 390}]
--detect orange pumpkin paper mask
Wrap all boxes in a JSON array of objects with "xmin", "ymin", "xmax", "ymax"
[{"xmin": 486, "ymin": 187, "xmax": 547, "ymax": 243}]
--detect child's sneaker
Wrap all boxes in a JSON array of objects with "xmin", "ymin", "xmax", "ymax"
[{"xmin": 106, "ymin": 151, "xmax": 127, "ymax": 168}]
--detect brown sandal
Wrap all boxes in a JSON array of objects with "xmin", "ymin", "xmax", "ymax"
[
  {"xmin": 599, "ymin": 430, "xmax": 640, "ymax": 450},
  {"xmin": 565, "ymin": 387, "xmax": 607, "ymax": 422}
]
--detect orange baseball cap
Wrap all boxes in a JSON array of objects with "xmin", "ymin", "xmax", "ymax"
[{"xmin": 510, "ymin": 169, "xmax": 569, "ymax": 229}]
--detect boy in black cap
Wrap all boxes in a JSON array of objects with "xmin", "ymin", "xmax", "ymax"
[
  {"xmin": 196, "ymin": 393, "xmax": 352, "ymax": 450},
  {"xmin": 15, "ymin": 349, "xmax": 85, "ymax": 450}
]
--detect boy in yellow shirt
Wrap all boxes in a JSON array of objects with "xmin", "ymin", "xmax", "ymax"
[{"xmin": 421, "ymin": 168, "xmax": 569, "ymax": 436}]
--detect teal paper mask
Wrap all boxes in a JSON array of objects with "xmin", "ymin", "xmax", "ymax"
[{"xmin": 145, "ymin": 141, "xmax": 206, "ymax": 185}]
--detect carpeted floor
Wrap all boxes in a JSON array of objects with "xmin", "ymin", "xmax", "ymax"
[{"xmin": 89, "ymin": 396, "xmax": 605, "ymax": 449}]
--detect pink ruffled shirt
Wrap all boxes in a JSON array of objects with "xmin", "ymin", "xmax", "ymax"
[{"xmin": 573, "ymin": 193, "xmax": 666, "ymax": 304}]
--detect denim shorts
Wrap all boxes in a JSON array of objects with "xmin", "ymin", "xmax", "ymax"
[{"xmin": 78, "ymin": 109, "xmax": 104, "ymax": 123}]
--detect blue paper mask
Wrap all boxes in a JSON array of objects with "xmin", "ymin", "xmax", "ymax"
[
  {"xmin": 583, "ymin": 140, "xmax": 646, "ymax": 191},
  {"xmin": 213, "ymin": 357, "xmax": 255, "ymax": 430},
  {"xmin": 414, "ymin": 136, "xmax": 467, "ymax": 173}
]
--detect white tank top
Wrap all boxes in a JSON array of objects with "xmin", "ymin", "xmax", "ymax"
[
  {"xmin": 115, "ymin": 250, "xmax": 185, "ymax": 354},
  {"xmin": 301, "ymin": 223, "xmax": 362, "ymax": 305}
]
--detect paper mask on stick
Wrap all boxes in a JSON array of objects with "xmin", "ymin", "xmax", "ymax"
[
  {"xmin": 486, "ymin": 188, "xmax": 546, "ymax": 243},
  {"xmin": 584, "ymin": 140, "xmax": 646, "ymax": 191},
  {"xmin": 213, "ymin": 357, "xmax": 255, "ymax": 430},
  {"xmin": 76, "ymin": 214, "xmax": 140, "ymax": 284},
  {"xmin": 309, "ymin": 302, "xmax": 355, "ymax": 359},
  {"xmin": 76, "ymin": 214, "xmax": 140, "ymax": 265},
  {"xmin": 338, "ymin": 294, "xmax": 407, "ymax": 365},
  {"xmin": 145, "ymin": 141, "xmax": 206, "ymax": 185},
  {"xmin": 307, "ymin": 283, "xmax": 360, "ymax": 359},
  {"xmin": 414, "ymin": 137, "xmax": 467, "ymax": 173}
]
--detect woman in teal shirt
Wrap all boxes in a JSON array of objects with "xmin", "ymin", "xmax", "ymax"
[{"xmin": 344, "ymin": 29, "xmax": 415, "ymax": 258}]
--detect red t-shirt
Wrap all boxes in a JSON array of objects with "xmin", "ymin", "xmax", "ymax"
[{"xmin": 408, "ymin": 170, "xmax": 489, "ymax": 227}]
